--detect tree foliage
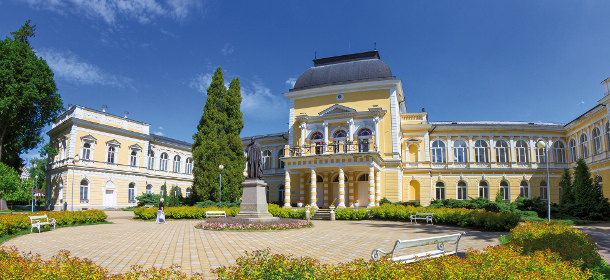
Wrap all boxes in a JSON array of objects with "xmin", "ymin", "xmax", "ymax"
[
  {"xmin": 561, "ymin": 158, "xmax": 610, "ymax": 220},
  {"xmin": 0, "ymin": 20, "xmax": 63, "ymax": 169},
  {"xmin": 192, "ymin": 67, "xmax": 245, "ymax": 202},
  {"xmin": 558, "ymin": 168, "xmax": 573, "ymax": 205},
  {"xmin": 0, "ymin": 162, "xmax": 20, "ymax": 201}
]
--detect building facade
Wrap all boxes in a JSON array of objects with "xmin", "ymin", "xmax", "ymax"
[
  {"xmin": 46, "ymin": 106, "xmax": 193, "ymax": 210},
  {"xmin": 47, "ymin": 51, "xmax": 610, "ymax": 210}
]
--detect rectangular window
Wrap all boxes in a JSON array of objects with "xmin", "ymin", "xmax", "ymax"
[
  {"xmin": 540, "ymin": 187, "xmax": 548, "ymax": 200},
  {"xmin": 496, "ymin": 147, "xmax": 508, "ymax": 163},
  {"xmin": 80, "ymin": 186, "xmax": 88, "ymax": 200},
  {"xmin": 516, "ymin": 147, "xmax": 528, "ymax": 163},
  {"xmin": 453, "ymin": 147, "xmax": 467, "ymax": 163},
  {"xmin": 479, "ymin": 187, "xmax": 489, "ymax": 199},
  {"xmin": 148, "ymin": 156, "xmax": 154, "ymax": 169},
  {"xmin": 128, "ymin": 188, "xmax": 135, "ymax": 202},
  {"xmin": 130, "ymin": 154, "xmax": 137, "ymax": 166},
  {"xmin": 457, "ymin": 187, "xmax": 467, "ymax": 200},
  {"xmin": 186, "ymin": 162, "xmax": 193, "ymax": 174},
  {"xmin": 536, "ymin": 148, "xmax": 546, "ymax": 163},
  {"xmin": 173, "ymin": 161, "xmax": 180, "ymax": 173},
  {"xmin": 500, "ymin": 187, "xmax": 509, "ymax": 200},
  {"xmin": 435, "ymin": 187, "xmax": 445, "ymax": 200}
]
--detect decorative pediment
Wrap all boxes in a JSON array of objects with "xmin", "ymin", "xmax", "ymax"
[
  {"xmin": 129, "ymin": 144, "xmax": 142, "ymax": 150},
  {"xmin": 81, "ymin": 134, "xmax": 97, "ymax": 143},
  {"xmin": 319, "ymin": 104, "xmax": 357, "ymax": 116},
  {"xmin": 405, "ymin": 138, "xmax": 421, "ymax": 143},
  {"xmin": 106, "ymin": 139, "xmax": 121, "ymax": 147}
]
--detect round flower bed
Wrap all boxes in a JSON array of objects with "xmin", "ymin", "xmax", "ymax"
[{"xmin": 195, "ymin": 217, "xmax": 312, "ymax": 231}]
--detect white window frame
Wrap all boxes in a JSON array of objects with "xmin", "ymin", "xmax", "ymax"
[
  {"xmin": 185, "ymin": 157, "xmax": 193, "ymax": 174},
  {"xmin": 457, "ymin": 181, "xmax": 467, "ymax": 200},
  {"xmin": 606, "ymin": 122, "xmax": 610, "ymax": 152},
  {"xmin": 539, "ymin": 180, "xmax": 548, "ymax": 201},
  {"xmin": 173, "ymin": 155, "xmax": 181, "ymax": 173},
  {"xmin": 107, "ymin": 146, "xmax": 117, "ymax": 164},
  {"xmin": 278, "ymin": 186, "xmax": 285, "ymax": 202},
  {"xmin": 519, "ymin": 180, "xmax": 529, "ymax": 198},
  {"xmin": 515, "ymin": 140, "xmax": 529, "ymax": 163},
  {"xmin": 145, "ymin": 184, "xmax": 153, "ymax": 194},
  {"xmin": 552, "ymin": 141, "xmax": 566, "ymax": 163},
  {"xmin": 593, "ymin": 127, "xmax": 602, "ymax": 155},
  {"xmin": 474, "ymin": 139, "xmax": 489, "ymax": 163},
  {"xmin": 128, "ymin": 183, "xmax": 136, "ymax": 203},
  {"xmin": 82, "ymin": 142, "xmax": 93, "ymax": 161},
  {"xmin": 536, "ymin": 145, "xmax": 547, "ymax": 163},
  {"xmin": 435, "ymin": 182, "xmax": 445, "ymax": 200},
  {"xmin": 478, "ymin": 181, "xmax": 489, "ymax": 199},
  {"xmin": 277, "ymin": 149, "xmax": 285, "ymax": 169},
  {"xmin": 580, "ymin": 133, "xmax": 589, "ymax": 158},
  {"xmin": 130, "ymin": 150, "xmax": 138, "ymax": 166},
  {"xmin": 263, "ymin": 150, "xmax": 272, "ymax": 169},
  {"xmin": 80, "ymin": 179, "xmax": 89, "ymax": 202},
  {"xmin": 569, "ymin": 138, "xmax": 577, "ymax": 162},
  {"xmin": 148, "ymin": 150, "xmax": 155, "ymax": 170},
  {"xmin": 495, "ymin": 140, "xmax": 509, "ymax": 163},
  {"xmin": 431, "ymin": 139, "xmax": 446, "ymax": 163},
  {"xmin": 453, "ymin": 140, "xmax": 468, "ymax": 163},
  {"xmin": 186, "ymin": 187, "xmax": 192, "ymax": 198},
  {"xmin": 500, "ymin": 181, "xmax": 510, "ymax": 201},
  {"xmin": 160, "ymin": 153, "xmax": 169, "ymax": 171}
]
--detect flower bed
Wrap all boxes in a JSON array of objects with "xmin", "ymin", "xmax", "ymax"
[
  {"xmin": 0, "ymin": 210, "xmax": 107, "ymax": 238},
  {"xmin": 196, "ymin": 217, "xmax": 312, "ymax": 231}
]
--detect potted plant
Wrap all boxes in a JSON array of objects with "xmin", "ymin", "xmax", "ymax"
[{"xmin": 297, "ymin": 201, "xmax": 303, "ymax": 207}]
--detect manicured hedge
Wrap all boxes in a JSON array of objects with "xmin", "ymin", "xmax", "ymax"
[
  {"xmin": 267, "ymin": 204, "xmax": 308, "ymax": 219},
  {"xmin": 507, "ymin": 221, "xmax": 602, "ymax": 269},
  {"xmin": 133, "ymin": 206, "xmax": 240, "ymax": 220},
  {"xmin": 0, "ymin": 246, "xmax": 206, "ymax": 279},
  {"xmin": 0, "ymin": 210, "xmax": 107, "ymax": 238},
  {"xmin": 334, "ymin": 208, "xmax": 368, "ymax": 220},
  {"xmin": 368, "ymin": 204, "xmax": 520, "ymax": 231},
  {"xmin": 213, "ymin": 246, "xmax": 592, "ymax": 279}
]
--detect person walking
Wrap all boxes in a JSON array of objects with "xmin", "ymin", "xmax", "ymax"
[{"xmin": 156, "ymin": 198, "xmax": 166, "ymax": 224}]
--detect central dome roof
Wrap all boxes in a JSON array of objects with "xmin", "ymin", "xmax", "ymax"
[{"xmin": 293, "ymin": 51, "xmax": 394, "ymax": 90}]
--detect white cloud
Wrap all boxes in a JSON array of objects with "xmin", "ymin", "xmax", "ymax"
[
  {"xmin": 159, "ymin": 126, "xmax": 164, "ymax": 130},
  {"xmin": 24, "ymin": 0, "xmax": 202, "ymax": 25},
  {"xmin": 221, "ymin": 43, "xmax": 234, "ymax": 56},
  {"xmin": 190, "ymin": 73, "xmax": 214, "ymax": 94},
  {"xmin": 285, "ymin": 77, "xmax": 297, "ymax": 88},
  {"xmin": 37, "ymin": 48, "xmax": 132, "ymax": 87},
  {"xmin": 154, "ymin": 131, "xmax": 165, "ymax": 136}
]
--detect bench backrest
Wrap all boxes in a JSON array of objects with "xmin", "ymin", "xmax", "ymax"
[
  {"xmin": 415, "ymin": 213, "xmax": 434, "ymax": 216},
  {"xmin": 29, "ymin": 215, "xmax": 48, "ymax": 221},
  {"xmin": 206, "ymin": 211, "xmax": 225, "ymax": 214},
  {"xmin": 392, "ymin": 232, "xmax": 464, "ymax": 252}
]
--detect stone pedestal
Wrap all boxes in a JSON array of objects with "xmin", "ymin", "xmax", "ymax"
[
  {"xmin": 236, "ymin": 179, "xmax": 279, "ymax": 222},
  {"xmin": 0, "ymin": 199, "xmax": 7, "ymax": 210}
]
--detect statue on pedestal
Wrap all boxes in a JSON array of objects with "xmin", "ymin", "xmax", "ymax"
[{"xmin": 246, "ymin": 137, "xmax": 263, "ymax": 179}]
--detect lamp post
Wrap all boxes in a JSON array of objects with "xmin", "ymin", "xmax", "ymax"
[
  {"xmin": 32, "ymin": 163, "xmax": 37, "ymax": 212},
  {"xmin": 219, "ymin": 163, "xmax": 224, "ymax": 203},
  {"xmin": 71, "ymin": 155, "xmax": 80, "ymax": 211},
  {"xmin": 536, "ymin": 139, "xmax": 551, "ymax": 222}
]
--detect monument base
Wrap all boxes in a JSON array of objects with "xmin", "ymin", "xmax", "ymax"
[{"xmin": 235, "ymin": 179, "xmax": 279, "ymax": 222}]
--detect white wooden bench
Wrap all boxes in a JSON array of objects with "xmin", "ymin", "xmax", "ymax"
[
  {"xmin": 371, "ymin": 232, "xmax": 466, "ymax": 263},
  {"xmin": 29, "ymin": 214, "xmax": 56, "ymax": 233},
  {"xmin": 205, "ymin": 211, "xmax": 227, "ymax": 218},
  {"xmin": 410, "ymin": 212, "xmax": 434, "ymax": 224}
]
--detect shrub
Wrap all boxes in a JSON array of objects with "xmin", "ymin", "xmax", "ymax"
[
  {"xmin": 335, "ymin": 208, "xmax": 368, "ymax": 220},
  {"xmin": 213, "ymin": 246, "xmax": 592, "ymax": 279},
  {"xmin": 135, "ymin": 193, "xmax": 161, "ymax": 207},
  {"xmin": 195, "ymin": 200, "xmax": 241, "ymax": 208},
  {"xmin": 0, "ymin": 210, "xmax": 107, "ymax": 238},
  {"xmin": 507, "ymin": 221, "xmax": 602, "ymax": 269},
  {"xmin": 267, "ymin": 204, "xmax": 307, "ymax": 219},
  {"xmin": 368, "ymin": 204, "xmax": 520, "ymax": 231}
]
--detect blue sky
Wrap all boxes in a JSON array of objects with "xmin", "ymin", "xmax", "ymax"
[{"xmin": 3, "ymin": 1, "xmax": 610, "ymax": 163}]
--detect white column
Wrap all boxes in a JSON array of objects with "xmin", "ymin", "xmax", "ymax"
[
  {"xmin": 368, "ymin": 165, "xmax": 375, "ymax": 207},
  {"xmin": 299, "ymin": 122, "xmax": 307, "ymax": 147},
  {"xmin": 374, "ymin": 116, "xmax": 381, "ymax": 151},
  {"xmin": 375, "ymin": 170, "xmax": 381, "ymax": 206},
  {"xmin": 284, "ymin": 170, "xmax": 291, "ymax": 208},
  {"xmin": 299, "ymin": 175, "xmax": 305, "ymax": 202},
  {"xmin": 338, "ymin": 168, "xmax": 346, "ymax": 208},
  {"xmin": 348, "ymin": 171, "xmax": 355, "ymax": 207},
  {"xmin": 310, "ymin": 169, "xmax": 318, "ymax": 209},
  {"xmin": 323, "ymin": 122, "xmax": 329, "ymax": 154},
  {"xmin": 348, "ymin": 118, "xmax": 354, "ymax": 142},
  {"xmin": 323, "ymin": 172, "xmax": 329, "ymax": 207}
]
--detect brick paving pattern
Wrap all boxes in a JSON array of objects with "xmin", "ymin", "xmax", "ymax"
[{"xmin": 4, "ymin": 211, "xmax": 505, "ymax": 279}]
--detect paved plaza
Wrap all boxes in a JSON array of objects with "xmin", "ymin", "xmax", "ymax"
[{"xmin": 5, "ymin": 211, "xmax": 505, "ymax": 279}]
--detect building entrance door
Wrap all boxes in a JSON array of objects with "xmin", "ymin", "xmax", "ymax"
[{"xmin": 104, "ymin": 190, "xmax": 115, "ymax": 208}]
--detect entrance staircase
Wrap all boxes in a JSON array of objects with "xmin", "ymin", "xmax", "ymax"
[{"xmin": 311, "ymin": 208, "xmax": 332, "ymax": 220}]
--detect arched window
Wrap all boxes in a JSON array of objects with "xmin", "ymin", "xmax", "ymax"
[
  {"xmin": 593, "ymin": 127, "xmax": 602, "ymax": 155},
  {"xmin": 569, "ymin": 139, "xmax": 577, "ymax": 162},
  {"xmin": 457, "ymin": 181, "xmax": 467, "ymax": 200},
  {"xmin": 358, "ymin": 173, "xmax": 369, "ymax": 181},
  {"xmin": 453, "ymin": 140, "xmax": 468, "ymax": 163},
  {"xmin": 332, "ymin": 174, "xmax": 349, "ymax": 182},
  {"xmin": 606, "ymin": 122, "xmax": 610, "ymax": 152},
  {"xmin": 160, "ymin": 153, "xmax": 169, "ymax": 171},
  {"xmin": 316, "ymin": 175, "xmax": 323, "ymax": 182},
  {"xmin": 431, "ymin": 140, "xmax": 446, "ymax": 163},
  {"xmin": 147, "ymin": 150, "xmax": 155, "ymax": 169},
  {"xmin": 474, "ymin": 140, "xmax": 489, "ymax": 163},
  {"xmin": 553, "ymin": 141, "xmax": 566, "ymax": 163},
  {"xmin": 358, "ymin": 128, "xmax": 372, "ymax": 137},
  {"xmin": 479, "ymin": 181, "xmax": 489, "ymax": 199},
  {"xmin": 536, "ymin": 142, "xmax": 547, "ymax": 163},
  {"xmin": 146, "ymin": 184, "xmax": 153, "ymax": 194},
  {"xmin": 580, "ymin": 133, "xmax": 589, "ymax": 158},
  {"xmin": 173, "ymin": 155, "xmax": 181, "ymax": 173},
  {"xmin": 500, "ymin": 181, "xmax": 509, "ymax": 201},
  {"xmin": 80, "ymin": 179, "xmax": 89, "ymax": 202},
  {"xmin": 520, "ymin": 180, "xmax": 529, "ymax": 198},
  {"xmin": 515, "ymin": 140, "xmax": 529, "ymax": 163},
  {"xmin": 539, "ymin": 180, "xmax": 548, "ymax": 201},
  {"xmin": 130, "ymin": 150, "xmax": 138, "ymax": 166},
  {"xmin": 185, "ymin": 158, "xmax": 193, "ymax": 174},
  {"xmin": 186, "ymin": 187, "xmax": 192, "ymax": 198},
  {"xmin": 82, "ymin": 143, "xmax": 92, "ymax": 160},
  {"xmin": 128, "ymin": 183, "xmax": 136, "ymax": 203},
  {"xmin": 107, "ymin": 146, "xmax": 116, "ymax": 163},
  {"xmin": 435, "ymin": 182, "xmax": 445, "ymax": 200},
  {"xmin": 263, "ymin": 150, "xmax": 272, "ymax": 169},
  {"xmin": 333, "ymin": 130, "xmax": 347, "ymax": 138},
  {"xmin": 278, "ymin": 185, "xmax": 285, "ymax": 202},
  {"xmin": 310, "ymin": 131, "xmax": 323, "ymax": 142},
  {"xmin": 277, "ymin": 149, "xmax": 285, "ymax": 169},
  {"xmin": 495, "ymin": 140, "xmax": 509, "ymax": 163}
]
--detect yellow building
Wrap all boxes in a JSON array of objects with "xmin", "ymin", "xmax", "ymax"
[
  {"xmin": 47, "ymin": 51, "xmax": 610, "ymax": 210},
  {"xmin": 46, "ymin": 106, "xmax": 193, "ymax": 210}
]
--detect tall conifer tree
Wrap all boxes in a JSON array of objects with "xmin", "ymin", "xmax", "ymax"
[
  {"xmin": 559, "ymin": 168, "xmax": 573, "ymax": 205},
  {"xmin": 192, "ymin": 67, "xmax": 245, "ymax": 202}
]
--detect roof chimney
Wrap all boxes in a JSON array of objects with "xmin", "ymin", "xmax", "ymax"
[
  {"xmin": 602, "ymin": 77, "xmax": 610, "ymax": 96},
  {"xmin": 124, "ymin": 111, "xmax": 129, "ymax": 118},
  {"xmin": 102, "ymin": 105, "xmax": 107, "ymax": 112}
]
